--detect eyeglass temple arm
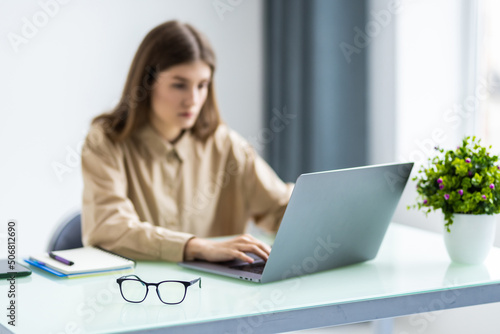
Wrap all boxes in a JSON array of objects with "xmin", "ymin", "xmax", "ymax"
[
  {"xmin": 116, "ymin": 274, "xmax": 142, "ymax": 283},
  {"xmin": 190, "ymin": 277, "xmax": 202, "ymax": 288}
]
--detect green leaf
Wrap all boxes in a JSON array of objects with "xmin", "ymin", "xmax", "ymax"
[{"xmin": 472, "ymin": 173, "xmax": 483, "ymax": 187}]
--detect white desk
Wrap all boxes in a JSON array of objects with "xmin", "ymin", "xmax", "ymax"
[{"xmin": 1, "ymin": 223, "xmax": 500, "ymax": 333}]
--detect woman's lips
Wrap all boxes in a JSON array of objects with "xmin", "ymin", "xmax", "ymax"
[{"xmin": 179, "ymin": 111, "xmax": 195, "ymax": 118}]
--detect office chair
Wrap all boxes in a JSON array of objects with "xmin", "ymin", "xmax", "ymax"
[{"xmin": 47, "ymin": 212, "xmax": 83, "ymax": 251}]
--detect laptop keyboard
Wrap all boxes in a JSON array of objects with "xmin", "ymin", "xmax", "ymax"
[{"xmin": 231, "ymin": 262, "xmax": 266, "ymax": 274}]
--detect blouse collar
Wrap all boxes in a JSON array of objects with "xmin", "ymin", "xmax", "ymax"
[{"xmin": 135, "ymin": 123, "xmax": 194, "ymax": 162}]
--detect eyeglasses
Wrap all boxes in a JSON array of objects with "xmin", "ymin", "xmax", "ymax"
[{"xmin": 116, "ymin": 275, "xmax": 201, "ymax": 304}]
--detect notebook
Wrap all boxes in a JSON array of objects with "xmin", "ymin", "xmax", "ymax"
[{"xmin": 25, "ymin": 247, "xmax": 135, "ymax": 277}]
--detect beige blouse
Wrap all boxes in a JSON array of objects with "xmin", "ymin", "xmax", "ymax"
[{"xmin": 81, "ymin": 122, "xmax": 294, "ymax": 262}]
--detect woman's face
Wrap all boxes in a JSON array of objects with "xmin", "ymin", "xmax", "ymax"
[{"xmin": 150, "ymin": 60, "xmax": 212, "ymax": 142}]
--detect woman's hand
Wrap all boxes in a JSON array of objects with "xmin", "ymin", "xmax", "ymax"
[{"xmin": 183, "ymin": 234, "xmax": 271, "ymax": 263}]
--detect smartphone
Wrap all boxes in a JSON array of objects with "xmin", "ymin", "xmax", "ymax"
[{"xmin": 0, "ymin": 259, "xmax": 32, "ymax": 279}]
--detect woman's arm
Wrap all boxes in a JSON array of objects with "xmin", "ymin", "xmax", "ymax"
[
  {"xmin": 81, "ymin": 125, "xmax": 194, "ymax": 262},
  {"xmin": 182, "ymin": 130, "xmax": 292, "ymax": 263},
  {"xmin": 237, "ymin": 136, "xmax": 294, "ymax": 233}
]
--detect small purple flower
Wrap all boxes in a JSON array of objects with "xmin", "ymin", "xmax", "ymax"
[
  {"xmin": 465, "ymin": 158, "xmax": 471, "ymax": 163},
  {"xmin": 444, "ymin": 194, "xmax": 450, "ymax": 200},
  {"xmin": 490, "ymin": 184, "xmax": 495, "ymax": 189},
  {"xmin": 437, "ymin": 178, "xmax": 443, "ymax": 184},
  {"xmin": 497, "ymin": 166, "xmax": 500, "ymax": 170},
  {"xmin": 482, "ymin": 194, "xmax": 487, "ymax": 200},
  {"xmin": 423, "ymin": 199, "xmax": 428, "ymax": 205},
  {"xmin": 468, "ymin": 171, "xmax": 473, "ymax": 176},
  {"xmin": 458, "ymin": 189, "xmax": 463, "ymax": 196},
  {"xmin": 439, "ymin": 184, "xmax": 444, "ymax": 190},
  {"xmin": 456, "ymin": 146, "xmax": 460, "ymax": 150}
]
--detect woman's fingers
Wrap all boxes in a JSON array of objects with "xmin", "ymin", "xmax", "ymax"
[
  {"xmin": 233, "ymin": 243, "xmax": 269, "ymax": 261},
  {"xmin": 185, "ymin": 235, "xmax": 272, "ymax": 263},
  {"xmin": 235, "ymin": 234, "xmax": 271, "ymax": 257},
  {"xmin": 229, "ymin": 249, "xmax": 256, "ymax": 263},
  {"xmin": 226, "ymin": 235, "xmax": 271, "ymax": 262}
]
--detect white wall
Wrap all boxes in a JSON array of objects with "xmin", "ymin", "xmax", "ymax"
[
  {"xmin": 0, "ymin": 0, "xmax": 263, "ymax": 256},
  {"xmin": 368, "ymin": 0, "xmax": 466, "ymax": 234},
  {"xmin": 368, "ymin": 0, "xmax": 500, "ymax": 244},
  {"xmin": 391, "ymin": 0, "xmax": 465, "ymax": 234},
  {"xmin": 368, "ymin": 1, "xmax": 500, "ymax": 334},
  {"xmin": 391, "ymin": 0, "xmax": 500, "ymax": 246}
]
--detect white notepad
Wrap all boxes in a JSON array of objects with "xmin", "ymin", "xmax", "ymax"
[{"xmin": 29, "ymin": 247, "xmax": 135, "ymax": 275}]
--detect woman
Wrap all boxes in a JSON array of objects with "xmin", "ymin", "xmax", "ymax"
[{"xmin": 81, "ymin": 20, "xmax": 293, "ymax": 264}]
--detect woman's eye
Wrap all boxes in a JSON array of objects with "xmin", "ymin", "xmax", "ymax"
[
  {"xmin": 172, "ymin": 82, "xmax": 208, "ymax": 90},
  {"xmin": 172, "ymin": 83, "xmax": 185, "ymax": 89}
]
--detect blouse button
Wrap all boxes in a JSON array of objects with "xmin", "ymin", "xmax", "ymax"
[{"xmin": 166, "ymin": 151, "xmax": 176, "ymax": 162}]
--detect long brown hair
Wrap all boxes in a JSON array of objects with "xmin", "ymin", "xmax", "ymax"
[{"xmin": 93, "ymin": 20, "xmax": 221, "ymax": 142}]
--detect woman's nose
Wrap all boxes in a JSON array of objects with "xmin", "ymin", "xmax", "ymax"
[{"xmin": 183, "ymin": 87, "xmax": 199, "ymax": 106}]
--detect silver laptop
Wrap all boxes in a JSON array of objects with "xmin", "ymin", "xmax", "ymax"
[{"xmin": 179, "ymin": 162, "xmax": 413, "ymax": 283}]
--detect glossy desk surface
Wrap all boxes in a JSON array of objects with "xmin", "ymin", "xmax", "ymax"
[{"xmin": 1, "ymin": 223, "xmax": 500, "ymax": 334}]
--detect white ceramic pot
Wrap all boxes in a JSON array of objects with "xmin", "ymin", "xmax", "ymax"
[{"xmin": 443, "ymin": 214, "xmax": 497, "ymax": 264}]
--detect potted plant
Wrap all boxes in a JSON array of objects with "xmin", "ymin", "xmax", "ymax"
[{"xmin": 410, "ymin": 136, "xmax": 500, "ymax": 264}]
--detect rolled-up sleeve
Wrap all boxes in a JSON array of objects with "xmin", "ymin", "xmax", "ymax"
[{"xmin": 81, "ymin": 125, "xmax": 194, "ymax": 262}]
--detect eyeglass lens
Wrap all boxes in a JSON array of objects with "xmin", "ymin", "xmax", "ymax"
[
  {"xmin": 120, "ymin": 279, "xmax": 147, "ymax": 302},
  {"xmin": 157, "ymin": 282, "xmax": 186, "ymax": 304},
  {"xmin": 120, "ymin": 279, "xmax": 187, "ymax": 304}
]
